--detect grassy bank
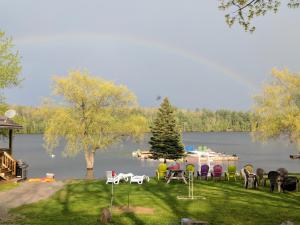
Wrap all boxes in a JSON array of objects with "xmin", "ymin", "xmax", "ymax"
[{"xmin": 9, "ymin": 178, "xmax": 300, "ymax": 225}]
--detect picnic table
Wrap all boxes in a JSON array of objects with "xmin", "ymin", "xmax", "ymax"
[{"xmin": 166, "ymin": 169, "xmax": 187, "ymax": 184}]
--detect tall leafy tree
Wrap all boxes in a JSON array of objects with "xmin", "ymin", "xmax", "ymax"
[
  {"xmin": 43, "ymin": 70, "xmax": 147, "ymax": 178},
  {"xmin": 149, "ymin": 97, "xmax": 184, "ymax": 162},
  {"xmin": 253, "ymin": 68, "xmax": 300, "ymax": 150},
  {"xmin": 0, "ymin": 31, "xmax": 22, "ymax": 101}
]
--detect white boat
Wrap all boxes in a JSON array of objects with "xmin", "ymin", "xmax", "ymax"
[{"xmin": 185, "ymin": 146, "xmax": 238, "ymax": 170}]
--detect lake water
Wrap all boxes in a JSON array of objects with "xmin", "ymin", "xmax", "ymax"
[{"xmin": 9, "ymin": 133, "xmax": 300, "ymax": 179}]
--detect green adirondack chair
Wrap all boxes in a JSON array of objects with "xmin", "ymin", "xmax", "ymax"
[
  {"xmin": 185, "ymin": 164, "xmax": 195, "ymax": 177},
  {"xmin": 226, "ymin": 165, "xmax": 237, "ymax": 181},
  {"xmin": 156, "ymin": 163, "xmax": 168, "ymax": 180}
]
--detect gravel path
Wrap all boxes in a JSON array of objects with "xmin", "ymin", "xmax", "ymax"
[{"xmin": 0, "ymin": 181, "xmax": 64, "ymax": 223}]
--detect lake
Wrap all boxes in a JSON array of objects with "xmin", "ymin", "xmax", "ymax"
[{"xmin": 10, "ymin": 133, "xmax": 300, "ymax": 179}]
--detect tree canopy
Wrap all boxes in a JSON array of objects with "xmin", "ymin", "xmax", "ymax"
[
  {"xmin": 219, "ymin": 0, "xmax": 299, "ymax": 32},
  {"xmin": 1, "ymin": 104, "xmax": 253, "ymax": 134},
  {"xmin": 149, "ymin": 97, "xmax": 185, "ymax": 161},
  {"xmin": 253, "ymin": 68, "xmax": 300, "ymax": 149},
  {"xmin": 43, "ymin": 70, "xmax": 147, "ymax": 178},
  {"xmin": 0, "ymin": 31, "xmax": 22, "ymax": 100}
]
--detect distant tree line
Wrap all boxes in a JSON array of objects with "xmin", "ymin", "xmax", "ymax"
[
  {"xmin": 0, "ymin": 104, "xmax": 45, "ymax": 134},
  {"xmin": 174, "ymin": 108, "xmax": 252, "ymax": 132},
  {"xmin": 0, "ymin": 104, "xmax": 253, "ymax": 134}
]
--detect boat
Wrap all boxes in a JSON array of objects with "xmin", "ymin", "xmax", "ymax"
[
  {"xmin": 132, "ymin": 145, "xmax": 238, "ymax": 166},
  {"xmin": 132, "ymin": 149, "xmax": 152, "ymax": 159},
  {"xmin": 185, "ymin": 146, "xmax": 238, "ymax": 168},
  {"xmin": 290, "ymin": 154, "xmax": 300, "ymax": 159}
]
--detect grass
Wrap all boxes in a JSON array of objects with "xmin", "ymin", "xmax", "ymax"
[
  {"xmin": 8, "ymin": 177, "xmax": 300, "ymax": 225},
  {"xmin": 0, "ymin": 182, "xmax": 19, "ymax": 192}
]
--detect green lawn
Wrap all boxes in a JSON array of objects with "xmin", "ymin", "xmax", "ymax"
[
  {"xmin": 0, "ymin": 182, "xmax": 19, "ymax": 192},
  {"xmin": 10, "ymin": 178, "xmax": 300, "ymax": 225}
]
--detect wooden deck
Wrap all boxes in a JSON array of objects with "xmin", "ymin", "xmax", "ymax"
[
  {"xmin": 0, "ymin": 117, "xmax": 23, "ymax": 181},
  {"xmin": 0, "ymin": 150, "xmax": 17, "ymax": 181}
]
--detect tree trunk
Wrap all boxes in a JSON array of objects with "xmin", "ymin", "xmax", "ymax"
[
  {"xmin": 84, "ymin": 149, "xmax": 95, "ymax": 179},
  {"xmin": 86, "ymin": 168, "xmax": 94, "ymax": 180}
]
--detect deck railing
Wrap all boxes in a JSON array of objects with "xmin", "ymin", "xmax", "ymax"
[{"xmin": 1, "ymin": 151, "xmax": 16, "ymax": 176}]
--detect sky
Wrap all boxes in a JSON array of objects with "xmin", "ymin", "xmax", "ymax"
[{"xmin": 1, "ymin": 0, "xmax": 300, "ymax": 110}]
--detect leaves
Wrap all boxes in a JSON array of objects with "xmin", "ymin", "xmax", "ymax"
[
  {"xmin": 0, "ymin": 31, "xmax": 22, "ymax": 100},
  {"xmin": 219, "ymin": 0, "xmax": 299, "ymax": 32},
  {"xmin": 43, "ymin": 70, "xmax": 148, "ymax": 160},
  {"xmin": 253, "ymin": 68, "xmax": 300, "ymax": 149}
]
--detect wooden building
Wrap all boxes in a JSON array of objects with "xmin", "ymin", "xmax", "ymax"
[{"xmin": 0, "ymin": 116, "xmax": 23, "ymax": 180}]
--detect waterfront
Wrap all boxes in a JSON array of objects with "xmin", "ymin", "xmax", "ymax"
[{"xmin": 11, "ymin": 132, "xmax": 300, "ymax": 179}]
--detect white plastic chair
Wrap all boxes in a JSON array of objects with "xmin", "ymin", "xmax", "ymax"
[
  {"xmin": 106, "ymin": 171, "xmax": 120, "ymax": 184},
  {"xmin": 118, "ymin": 173, "xmax": 134, "ymax": 182},
  {"xmin": 130, "ymin": 175, "xmax": 150, "ymax": 184}
]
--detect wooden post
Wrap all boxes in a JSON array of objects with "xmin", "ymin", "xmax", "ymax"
[{"xmin": 9, "ymin": 129, "xmax": 13, "ymax": 155}]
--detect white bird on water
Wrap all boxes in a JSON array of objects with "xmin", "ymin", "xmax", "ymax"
[{"xmin": 50, "ymin": 154, "xmax": 56, "ymax": 158}]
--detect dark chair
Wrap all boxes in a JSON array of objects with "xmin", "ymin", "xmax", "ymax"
[
  {"xmin": 276, "ymin": 168, "xmax": 288, "ymax": 192},
  {"xmin": 282, "ymin": 176, "xmax": 299, "ymax": 192},
  {"xmin": 277, "ymin": 168, "xmax": 288, "ymax": 177},
  {"xmin": 268, "ymin": 171, "xmax": 279, "ymax": 192},
  {"xmin": 256, "ymin": 168, "xmax": 266, "ymax": 186}
]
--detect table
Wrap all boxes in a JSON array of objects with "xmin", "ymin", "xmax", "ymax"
[{"xmin": 166, "ymin": 169, "xmax": 187, "ymax": 184}]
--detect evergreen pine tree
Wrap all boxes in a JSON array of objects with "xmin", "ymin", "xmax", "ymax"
[{"xmin": 149, "ymin": 97, "xmax": 185, "ymax": 162}]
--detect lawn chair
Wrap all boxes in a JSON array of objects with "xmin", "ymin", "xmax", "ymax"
[
  {"xmin": 225, "ymin": 165, "xmax": 237, "ymax": 181},
  {"xmin": 276, "ymin": 168, "xmax": 288, "ymax": 192},
  {"xmin": 282, "ymin": 176, "xmax": 299, "ymax": 192},
  {"xmin": 130, "ymin": 175, "xmax": 150, "ymax": 184},
  {"xmin": 118, "ymin": 173, "xmax": 134, "ymax": 182},
  {"xmin": 242, "ymin": 168, "xmax": 258, "ymax": 189},
  {"xmin": 256, "ymin": 168, "xmax": 266, "ymax": 186},
  {"xmin": 197, "ymin": 164, "xmax": 209, "ymax": 180},
  {"xmin": 244, "ymin": 164, "xmax": 254, "ymax": 174},
  {"xmin": 106, "ymin": 171, "xmax": 120, "ymax": 184},
  {"xmin": 212, "ymin": 165, "xmax": 223, "ymax": 181},
  {"xmin": 167, "ymin": 162, "xmax": 180, "ymax": 170},
  {"xmin": 277, "ymin": 168, "xmax": 288, "ymax": 177},
  {"xmin": 185, "ymin": 164, "xmax": 195, "ymax": 178},
  {"xmin": 268, "ymin": 171, "xmax": 279, "ymax": 192},
  {"xmin": 156, "ymin": 163, "xmax": 168, "ymax": 180}
]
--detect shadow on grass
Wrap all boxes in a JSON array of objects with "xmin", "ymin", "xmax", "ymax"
[
  {"xmin": 10, "ymin": 179, "xmax": 300, "ymax": 225},
  {"xmin": 196, "ymin": 180, "xmax": 300, "ymax": 225},
  {"xmin": 199, "ymin": 180, "xmax": 300, "ymax": 207}
]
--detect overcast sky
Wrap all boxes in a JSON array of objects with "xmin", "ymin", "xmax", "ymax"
[{"xmin": 1, "ymin": 0, "xmax": 299, "ymax": 110}]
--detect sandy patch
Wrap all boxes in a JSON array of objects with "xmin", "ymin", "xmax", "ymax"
[{"xmin": 113, "ymin": 206, "xmax": 155, "ymax": 215}]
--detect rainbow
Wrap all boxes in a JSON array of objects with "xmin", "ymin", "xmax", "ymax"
[{"xmin": 15, "ymin": 32, "xmax": 256, "ymax": 90}]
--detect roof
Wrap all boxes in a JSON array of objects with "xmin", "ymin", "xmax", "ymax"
[{"xmin": 0, "ymin": 116, "xmax": 23, "ymax": 129}]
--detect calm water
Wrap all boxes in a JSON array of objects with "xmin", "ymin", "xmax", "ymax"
[{"xmin": 8, "ymin": 133, "xmax": 300, "ymax": 179}]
